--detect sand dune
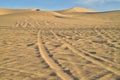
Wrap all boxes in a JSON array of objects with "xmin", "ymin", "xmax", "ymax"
[
  {"xmin": 0, "ymin": 8, "xmax": 119, "ymax": 27},
  {"xmin": 56, "ymin": 7, "xmax": 96, "ymax": 13},
  {"xmin": 0, "ymin": 9, "xmax": 69, "ymax": 26},
  {"xmin": 0, "ymin": 8, "xmax": 120, "ymax": 80},
  {"xmin": 0, "ymin": 8, "xmax": 65, "ymax": 16},
  {"xmin": 0, "ymin": 8, "xmax": 40, "ymax": 15}
]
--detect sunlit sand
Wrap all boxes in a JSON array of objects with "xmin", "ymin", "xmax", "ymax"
[{"xmin": 0, "ymin": 7, "xmax": 120, "ymax": 80}]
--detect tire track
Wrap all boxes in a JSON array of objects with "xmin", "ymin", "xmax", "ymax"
[
  {"xmin": 74, "ymin": 29, "xmax": 120, "ymax": 64},
  {"xmin": 100, "ymin": 30, "xmax": 116, "ymax": 40},
  {"xmin": 94, "ymin": 28, "xmax": 120, "ymax": 49},
  {"xmin": 55, "ymin": 30, "xmax": 120, "ymax": 66},
  {"xmin": 0, "ymin": 67, "xmax": 45, "ymax": 77},
  {"xmin": 42, "ymin": 31, "xmax": 88, "ymax": 80},
  {"xmin": 96, "ymin": 29, "xmax": 120, "ymax": 64},
  {"xmin": 94, "ymin": 29, "xmax": 120, "ymax": 64},
  {"xmin": 106, "ymin": 30, "xmax": 120, "ymax": 41},
  {"xmin": 37, "ymin": 30, "xmax": 74, "ymax": 80},
  {"xmin": 15, "ymin": 16, "xmax": 35, "ymax": 28},
  {"xmin": 48, "ymin": 32, "xmax": 111, "ymax": 80},
  {"xmin": 0, "ymin": 29, "xmax": 62, "ymax": 80},
  {"xmin": 88, "ymin": 70, "xmax": 110, "ymax": 80},
  {"xmin": 51, "ymin": 30, "xmax": 120, "ymax": 76},
  {"xmin": 43, "ymin": 30, "xmax": 110, "ymax": 80}
]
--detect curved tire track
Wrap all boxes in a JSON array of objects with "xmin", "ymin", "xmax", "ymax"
[
  {"xmin": 94, "ymin": 28, "xmax": 120, "ymax": 49},
  {"xmin": 37, "ymin": 30, "xmax": 74, "ymax": 80},
  {"xmin": 51, "ymin": 30, "xmax": 120, "ymax": 76},
  {"xmin": 0, "ymin": 67, "xmax": 44, "ymax": 77}
]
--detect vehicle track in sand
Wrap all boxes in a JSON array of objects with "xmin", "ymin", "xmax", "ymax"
[
  {"xmin": 94, "ymin": 28, "xmax": 120, "ymax": 49},
  {"xmin": 94, "ymin": 29, "xmax": 120, "ymax": 64},
  {"xmin": 0, "ymin": 18, "xmax": 61, "ymax": 80},
  {"xmin": 37, "ymin": 30, "xmax": 75, "ymax": 80},
  {"xmin": 14, "ymin": 16, "xmax": 76, "ymax": 80},
  {"xmin": 54, "ymin": 29, "xmax": 120, "ymax": 63},
  {"xmin": 50, "ymin": 30, "xmax": 120, "ymax": 78},
  {"xmin": 41, "ymin": 30, "xmax": 90, "ymax": 80},
  {"xmin": 1, "ymin": 15, "xmax": 120, "ymax": 80},
  {"xmin": 37, "ymin": 30, "xmax": 119, "ymax": 80}
]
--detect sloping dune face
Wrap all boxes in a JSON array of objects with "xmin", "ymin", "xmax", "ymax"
[
  {"xmin": 0, "ymin": 8, "xmax": 65, "ymax": 17},
  {"xmin": 0, "ymin": 8, "xmax": 40, "ymax": 15},
  {"xmin": 0, "ymin": 8, "xmax": 120, "ymax": 27},
  {"xmin": 0, "ymin": 9, "xmax": 68, "ymax": 27},
  {"xmin": 56, "ymin": 7, "xmax": 96, "ymax": 13}
]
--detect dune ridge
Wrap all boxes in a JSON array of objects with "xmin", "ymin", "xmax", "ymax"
[{"xmin": 56, "ymin": 7, "xmax": 96, "ymax": 13}]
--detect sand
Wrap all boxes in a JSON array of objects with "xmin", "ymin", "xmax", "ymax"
[
  {"xmin": 56, "ymin": 7, "xmax": 96, "ymax": 13},
  {"xmin": 0, "ymin": 8, "xmax": 120, "ymax": 80}
]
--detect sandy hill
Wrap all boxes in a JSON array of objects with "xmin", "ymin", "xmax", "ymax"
[
  {"xmin": 0, "ymin": 8, "xmax": 120, "ymax": 27},
  {"xmin": 63, "ymin": 10, "xmax": 120, "ymax": 18},
  {"xmin": 0, "ymin": 8, "xmax": 68, "ymax": 26},
  {"xmin": 0, "ymin": 8, "xmax": 40, "ymax": 15},
  {"xmin": 0, "ymin": 8, "xmax": 66, "ymax": 17},
  {"xmin": 56, "ymin": 7, "xmax": 96, "ymax": 13}
]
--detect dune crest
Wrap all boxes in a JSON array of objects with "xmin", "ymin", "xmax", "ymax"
[{"xmin": 56, "ymin": 7, "xmax": 96, "ymax": 13}]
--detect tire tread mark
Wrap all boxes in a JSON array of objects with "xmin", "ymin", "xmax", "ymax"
[
  {"xmin": 37, "ymin": 31, "xmax": 74, "ymax": 80},
  {"xmin": 51, "ymin": 31, "xmax": 120, "ymax": 76},
  {"xmin": 0, "ymin": 67, "xmax": 44, "ymax": 77},
  {"xmin": 94, "ymin": 29, "xmax": 120, "ymax": 49}
]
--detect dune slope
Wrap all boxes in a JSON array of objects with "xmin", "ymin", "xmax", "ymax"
[{"xmin": 56, "ymin": 7, "xmax": 96, "ymax": 13}]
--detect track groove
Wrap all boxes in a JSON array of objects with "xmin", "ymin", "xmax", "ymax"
[
  {"xmin": 51, "ymin": 30, "xmax": 120, "ymax": 76},
  {"xmin": 0, "ymin": 67, "xmax": 44, "ymax": 77},
  {"xmin": 94, "ymin": 29, "xmax": 120, "ymax": 49},
  {"xmin": 37, "ymin": 30, "xmax": 74, "ymax": 80}
]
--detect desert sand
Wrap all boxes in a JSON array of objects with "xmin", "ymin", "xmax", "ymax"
[{"xmin": 0, "ymin": 7, "xmax": 120, "ymax": 80}]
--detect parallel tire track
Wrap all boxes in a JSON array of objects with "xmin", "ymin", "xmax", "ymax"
[
  {"xmin": 37, "ymin": 30, "xmax": 74, "ymax": 80},
  {"xmin": 0, "ymin": 67, "xmax": 44, "ymax": 77},
  {"xmin": 57, "ymin": 33, "xmax": 120, "ymax": 67},
  {"xmin": 94, "ymin": 29, "xmax": 120, "ymax": 64},
  {"xmin": 51, "ymin": 30, "xmax": 120, "ymax": 66},
  {"xmin": 51, "ymin": 30, "xmax": 120, "ymax": 76},
  {"xmin": 94, "ymin": 29, "xmax": 120, "ymax": 49}
]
